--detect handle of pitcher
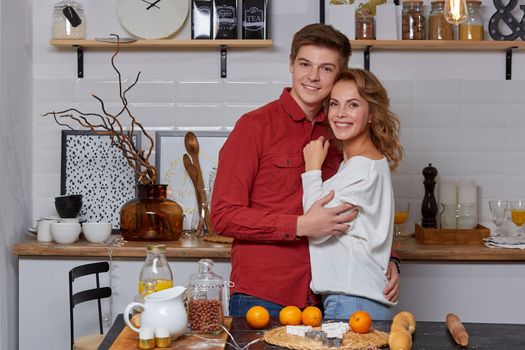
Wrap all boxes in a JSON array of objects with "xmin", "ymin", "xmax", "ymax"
[{"xmin": 124, "ymin": 302, "xmax": 144, "ymax": 333}]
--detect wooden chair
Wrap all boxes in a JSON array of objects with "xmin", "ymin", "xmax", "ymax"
[{"xmin": 69, "ymin": 262, "xmax": 112, "ymax": 350}]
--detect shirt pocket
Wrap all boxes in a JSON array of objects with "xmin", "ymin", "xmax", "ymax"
[{"xmin": 269, "ymin": 156, "xmax": 303, "ymax": 193}]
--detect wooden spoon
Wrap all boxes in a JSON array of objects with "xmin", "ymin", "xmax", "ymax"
[
  {"xmin": 183, "ymin": 154, "xmax": 203, "ymax": 234},
  {"xmin": 184, "ymin": 132, "xmax": 205, "ymax": 192}
]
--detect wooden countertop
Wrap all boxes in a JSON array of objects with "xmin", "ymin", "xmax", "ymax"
[{"xmin": 12, "ymin": 235, "xmax": 525, "ymax": 261}]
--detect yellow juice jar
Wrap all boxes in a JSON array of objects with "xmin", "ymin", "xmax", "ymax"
[
  {"xmin": 459, "ymin": 0, "xmax": 484, "ymax": 40},
  {"xmin": 138, "ymin": 244, "xmax": 174, "ymax": 297}
]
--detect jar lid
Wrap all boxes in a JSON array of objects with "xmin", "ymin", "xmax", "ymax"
[
  {"xmin": 188, "ymin": 259, "xmax": 224, "ymax": 288},
  {"xmin": 403, "ymin": 0, "xmax": 423, "ymax": 4},
  {"xmin": 465, "ymin": 0, "xmax": 481, "ymax": 4},
  {"xmin": 430, "ymin": 1, "xmax": 445, "ymax": 4},
  {"xmin": 147, "ymin": 244, "xmax": 166, "ymax": 253}
]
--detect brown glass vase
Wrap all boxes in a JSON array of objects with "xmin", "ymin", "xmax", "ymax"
[{"xmin": 120, "ymin": 184, "xmax": 183, "ymax": 241}]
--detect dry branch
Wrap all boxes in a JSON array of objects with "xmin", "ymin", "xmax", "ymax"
[{"xmin": 42, "ymin": 34, "xmax": 156, "ymax": 185}]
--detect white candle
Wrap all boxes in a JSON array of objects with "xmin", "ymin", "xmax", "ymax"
[
  {"xmin": 458, "ymin": 179, "xmax": 477, "ymax": 204},
  {"xmin": 439, "ymin": 180, "xmax": 457, "ymax": 205}
]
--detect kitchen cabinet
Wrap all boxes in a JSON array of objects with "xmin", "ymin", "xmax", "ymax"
[
  {"xmin": 350, "ymin": 39, "xmax": 525, "ymax": 79},
  {"xmin": 49, "ymin": 39, "xmax": 273, "ymax": 78}
]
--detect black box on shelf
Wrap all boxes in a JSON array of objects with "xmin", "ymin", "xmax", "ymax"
[
  {"xmin": 241, "ymin": 0, "xmax": 268, "ymax": 39},
  {"xmin": 192, "ymin": 0, "xmax": 214, "ymax": 39},
  {"xmin": 214, "ymin": 0, "xmax": 238, "ymax": 39}
]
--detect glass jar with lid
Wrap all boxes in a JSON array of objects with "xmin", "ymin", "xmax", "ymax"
[
  {"xmin": 402, "ymin": 0, "xmax": 426, "ymax": 40},
  {"xmin": 138, "ymin": 244, "xmax": 174, "ymax": 298},
  {"xmin": 459, "ymin": 0, "xmax": 484, "ymax": 40},
  {"xmin": 429, "ymin": 1, "xmax": 454, "ymax": 40},
  {"xmin": 52, "ymin": 0, "xmax": 85, "ymax": 39},
  {"xmin": 187, "ymin": 259, "xmax": 225, "ymax": 333},
  {"xmin": 355, "ymin": 8, "xmax": 375, "ymax": 40}
]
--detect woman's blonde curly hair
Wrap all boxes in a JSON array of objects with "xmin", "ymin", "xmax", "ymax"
[{"xmin": 326, "ymin": 68, "xmax": 404, "ymax": 171}]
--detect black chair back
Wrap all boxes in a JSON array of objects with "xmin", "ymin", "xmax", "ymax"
[{"xmin": 69, "ymin": 262, "xmax": 112, "ymax": 350}]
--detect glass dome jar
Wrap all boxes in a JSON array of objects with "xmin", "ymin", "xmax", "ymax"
[
  {"xmin": 402, "ymin": 0, "xmax": 426, "ymax": 40},
  {"xmin": 459, "ymin": 0, "xmax": 484, "ymax": 40},
  {"xmin": 52, "ymin": 0, "xmax": 85, "ymax": 39},
  {"xmin": 187, "ymin": 259, "xmax": 225, "ymax": 333},
  {"xmin": 138, "ymin": 244, "xmax": 174, "ymax": 298},
  {"xmin": 429, "ymin": 1, "xmax": 454, "ymax": 40}
]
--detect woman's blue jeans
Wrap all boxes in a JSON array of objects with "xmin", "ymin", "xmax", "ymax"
[{"xmin": 322, "ymin": 294, "xmax": 392, "ymax": 320}]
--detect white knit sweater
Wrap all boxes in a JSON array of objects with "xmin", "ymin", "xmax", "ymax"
[{"xmin": 302, "ymin": 156, "xmax": 396, "ymax": 306}]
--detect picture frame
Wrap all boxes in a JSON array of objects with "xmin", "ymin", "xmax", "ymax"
[
  {"xmin": 155, "ymin": 130, "xmax": 230, "ymax": 229},
  {"xmin": 61, "ymin": 130, "xmax": 141, "ymax": 230}
]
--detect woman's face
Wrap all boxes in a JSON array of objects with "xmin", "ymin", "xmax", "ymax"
[{"xmin": 328, "ymin": 80, "xmax": 372, "ymax": 143}]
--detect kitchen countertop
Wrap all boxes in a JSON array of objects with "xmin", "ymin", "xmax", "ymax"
[
  {"xmin": 12, "ymin": 235, "xmax": 525, "ymax": 261},
  {"xmin": 99, "ymin": 315, "xmax": 525, "ymax": 350}
]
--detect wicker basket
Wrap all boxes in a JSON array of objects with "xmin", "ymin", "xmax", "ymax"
[{"xmin": 263, "ymin": 326, "xmax": 388, "ymax": 350}]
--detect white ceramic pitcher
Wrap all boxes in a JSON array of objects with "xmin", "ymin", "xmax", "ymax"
[{"xmin": 124, "ymin": 286, "xmax": 188, "ymax": 339}]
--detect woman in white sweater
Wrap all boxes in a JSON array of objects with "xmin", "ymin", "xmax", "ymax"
[{"xmin": 302, "ymin": 68, "xmax": 403, "ymax": 320}]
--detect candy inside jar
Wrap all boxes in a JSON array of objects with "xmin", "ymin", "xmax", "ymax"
[{"xmin": 187, "ymin": 259, "xmax": 225, "ymax": 333}]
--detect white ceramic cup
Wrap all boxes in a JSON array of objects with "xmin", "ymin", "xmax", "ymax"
[
  {"xmin": 82, "ymin": 222, "xmax": 112, "ymax": 243},
  {"xmin": 51, "ymin": 222, "xmax": 81, "ymax": 244},
  {"xmin": 37, "ymin": 219, "xmax": 58, "ymax": 242}
]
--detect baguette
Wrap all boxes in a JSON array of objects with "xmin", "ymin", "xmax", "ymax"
[
  {"xmin": 389, "ymin": 311, "xmax": 416, "ymax": 350},
  {"xmin": 446, "ymin": 313, "xmax": 469, "ymax": 347}
]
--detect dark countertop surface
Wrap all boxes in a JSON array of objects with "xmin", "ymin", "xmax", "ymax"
[{"xmin": 100, "ymin": 315, "xmax": 525, "ymax": 350}]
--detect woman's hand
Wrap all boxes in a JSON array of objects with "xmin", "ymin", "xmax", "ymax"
[
  {"xmin": 384, "ymin": 261, "xmax": 400, "ymax": 303},
  {"xmin": 303, "ymin": 136, "xmax": 330, "ymax": 171}
]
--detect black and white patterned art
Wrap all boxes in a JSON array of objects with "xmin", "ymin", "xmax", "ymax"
[{"xmin": 61, "ymin": 130, "xmax": 141, "ymax": 229}]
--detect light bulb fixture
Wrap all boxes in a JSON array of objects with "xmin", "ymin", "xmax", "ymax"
[{"xmin": 444, "ymin": 0, "xmax": 468, "ymax": 24}]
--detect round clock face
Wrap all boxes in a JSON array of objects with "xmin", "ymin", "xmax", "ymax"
[{"xmin": 117, "ymin": 0, "xmax": 189, "ymax": 39}]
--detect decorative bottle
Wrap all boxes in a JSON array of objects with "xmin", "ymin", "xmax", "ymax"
[
  {"xmin": 52, "ymin": 0, "xmax": 85, "ymax": 39},
  {"xmin": 421, "ymin": 163, "xmax": 438, "ymax": 228},
  {"xmin": 138, "ymin": 244, "xmax": 173, "ymax": 298},
  {"xmin": 120, "ymin": 184, "xmax": 183, "ymax": 241}
]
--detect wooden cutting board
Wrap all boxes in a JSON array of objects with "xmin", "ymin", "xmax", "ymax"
[{"xmin": 109, "ymin": 317, "xmax": 233, "ymax": 350}]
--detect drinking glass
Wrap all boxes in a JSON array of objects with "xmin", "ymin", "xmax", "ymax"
[
  {"xmin": 509, "ymin": 200, "xmax": 525, "ymax": 236},
  {"xmin": 394, "ymin": 200, "xmax": 410, "ymax": 240},
  {"xmin": 488, "ymin": 200, "xmax": 507, "ymax": 237}
]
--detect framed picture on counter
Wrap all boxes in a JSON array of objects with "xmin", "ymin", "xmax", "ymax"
[
  {"xmin": 61, "ymin": 130, "xmax": 141, "ymax": 230},
  {"xmin": 155, "ymin": 130, "xmax": 230, "ymax": 230}
]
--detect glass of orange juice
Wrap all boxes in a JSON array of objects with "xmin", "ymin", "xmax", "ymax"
[
  {"xmin": 394, "ymin": 199, "xmax": 410, "ymax": 240},
  {"xmin": 509, "ymin": 200, "xmax": 525, "ymax": 236}
]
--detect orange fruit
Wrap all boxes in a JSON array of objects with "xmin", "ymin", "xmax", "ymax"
[
  {"xmin": 302, "ymin": 306, "xmax": 323, "ymax": 327},
  {"xmin": 279, "ymin": 306, "xmax": 302, "ymax": 326},
  {"xmin": 245, "ymin": 306, "xmax": 270, "ymax": 329},
  {"xmin": 349, "ymin": 310, "xmax": 372, "ymax": 334}
]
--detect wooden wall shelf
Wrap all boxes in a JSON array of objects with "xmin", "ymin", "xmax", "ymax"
[
  {"xmin": 50, "ymin": 39, "xmax": 273, "ymax": 49},
  {"xmin": 50, "ymin": 39, "xmax": 273, "ymax": 78},
  {"xmin": 350, "ymin": 39, "xmax": 525, "ymax": 51},
  {"xmin": 349, "ymin": 40, "xmax": 523, "ymax": 79}
]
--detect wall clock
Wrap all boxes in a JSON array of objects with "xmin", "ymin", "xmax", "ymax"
[{"xmin": 117, "ymin": 0, "xmax": 189, "ymax": 39}]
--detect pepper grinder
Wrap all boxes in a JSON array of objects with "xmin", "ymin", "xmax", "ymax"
[{"xmin": 421, "ymin": 163, "xmax": 438, "ymax": 228}]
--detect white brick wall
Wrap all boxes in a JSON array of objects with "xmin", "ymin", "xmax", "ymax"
[{"xmin": 32, "ymin": 0, "xmax": 525, "ymax": 236}]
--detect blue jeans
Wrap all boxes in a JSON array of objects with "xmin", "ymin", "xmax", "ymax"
[
  {"xmin": 322, "ymin": 294, "xmax": 392, "ymax": 320},
  {"xmin": 229, "ymin": 293, "xmax": 284, "ymax": 317}
]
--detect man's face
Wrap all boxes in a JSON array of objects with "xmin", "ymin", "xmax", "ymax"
[{"xmin": 289, "ymin": 45, "xmax": 341, "ymax": 119}]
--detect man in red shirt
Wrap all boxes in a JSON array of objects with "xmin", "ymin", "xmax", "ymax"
[{"xmin": 211, "ymin": 23, "xmax": 400, "ymax": 317}]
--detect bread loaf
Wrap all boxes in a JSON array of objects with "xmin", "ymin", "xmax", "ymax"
[
  {"xmin": 446, "ymin": 313, "xmax": 469, "ymax": 347},
  {"xmin": 389, "ymin": 311, "xmax": 416, "ymax": 350}
]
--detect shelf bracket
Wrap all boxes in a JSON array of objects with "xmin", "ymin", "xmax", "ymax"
[
  {"xmin": 506, "ymin": 46, "xmax": 517, "ymax": 81},
  {"xmin": 364, "ymin": 46, "xmax": 372, "ymax": 71},
  {"xmin": 220, "ymin": 45, "xmax": 227, "ymax": 78},
  {"xmin": 74, "ymin": 45, "xmax": 84, "ymax": 78}
]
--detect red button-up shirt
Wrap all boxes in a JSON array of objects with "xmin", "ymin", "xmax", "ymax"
[{"xmin": 211, "ymin": 88, "xmax": 341, "ymax": 307}]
